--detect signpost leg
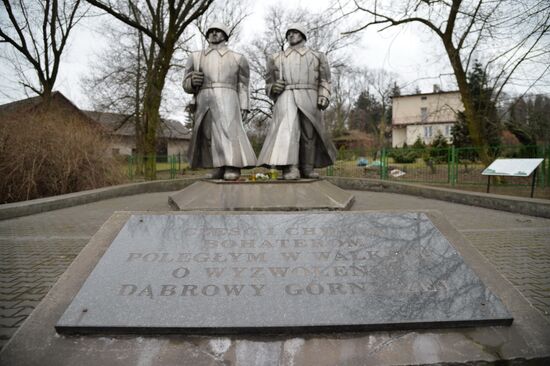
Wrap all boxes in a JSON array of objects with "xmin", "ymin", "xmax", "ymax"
[
  {"xmin": 531, "ymin": 170, "xmax": 537, "ymax": 198},
  {"xmin": 487, "ymin": 175, "xmax": 491, "ymax": 193}
]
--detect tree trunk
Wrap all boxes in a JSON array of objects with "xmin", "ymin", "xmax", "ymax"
[
  {"xmin": 38, "ymin": 86, "xmax": 54, "ymax": 112},
  {"xmin": 142, "ymin": 80, "xmax": 162, "ymax": 180},
  {"xmin": 379, "ymin": 102, "xmax": 387, "ymax": 148},
  {"xmin": 141, "ymin": 41, "xmax": 176, "ymax": 180},
  {"xmin": 443, "ymin": 41, "xmax": 491, "ymax": 165},
  {"xmin": 134, "ymin": 32, "xmax": 145, "ymax": 175}
]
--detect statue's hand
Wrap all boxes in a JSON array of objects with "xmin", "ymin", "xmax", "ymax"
[
  {"xmin": 191, "ymin": 71, "xmax": 204, "ymax": 88},
  {"xmin": 241, "ymin": 109, "xmax": 249, "ymax": 121},
  {"xmin": 317, "ymin": 96, "xmax": 329, "ymax": 110},
  {"xmin": 272, "ymin": 80, "xmax": 286, "ymax": 95}
]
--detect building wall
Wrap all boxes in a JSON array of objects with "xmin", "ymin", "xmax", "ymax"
[
  {"xmin": 105, "ymin": 136, "xmax": 189, "ymax": 157},
  {"xmin": 392, "ymin": 91, "xmax": 462, "ymax": 146},
  {"xmin": 107, "ymin": 136, "xmax": 134, "ymax": 156},
  {"xmin": 393, "ymin": 92, "xmax": 462, "ymax": 126},
  {"xmin": 392, "ymin": 128, "xmax": 407, "ymax": 147},
  {"xmin": 405, "ymin": 123, "xmax": 454, "ymax": 146},
  {"xmin": 167, "ymin": 139, "xmax": 189, "ymax": 157}
]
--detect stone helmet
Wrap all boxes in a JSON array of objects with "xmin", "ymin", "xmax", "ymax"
[
  {"xmin": 286, "ymin": 23, "xmax": 307, "ymax": 41},
  {"xmin": 206, "ymin": 22, "xmax": 230, "ymax": 40}
]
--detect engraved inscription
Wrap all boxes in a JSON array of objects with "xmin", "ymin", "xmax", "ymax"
[
  {"xmin": 118, "ymin": 283, "xmax": 266, "ymax": 297},
  {"xmin": 114, "ymin": 216, "xmax": 450, "ymax": 301}
]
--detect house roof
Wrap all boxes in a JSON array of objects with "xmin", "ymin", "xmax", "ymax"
[
  {"xmin": 392, "ymin": 90, "xmax": 461, "ymax": 99},
  {"xmin": 0, "ymin": 91, "xmax": 101, "ymax": 128},
  {"xmin": 0, "ymin": 92, "xmax": 190, "ymax": 140},
  {"xmin": 84, "ymin": 111, "xmax": 191, "ymax": 140}
]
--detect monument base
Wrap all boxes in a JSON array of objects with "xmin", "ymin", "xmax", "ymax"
[{"xmin": 168, "ymin": 179, "xmax": 354, "ymax": 211}]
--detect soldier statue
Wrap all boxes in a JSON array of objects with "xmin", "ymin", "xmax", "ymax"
[
  {"xmin": 257, "ymin": 23, "xmax": 337, "ymax": 179},
  {"xmin": 183, "ymin": 23, "xmax": 256, "ymax": 180}
]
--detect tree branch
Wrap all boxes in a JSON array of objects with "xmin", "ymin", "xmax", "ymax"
[{"xmin": 86, "ymin": 0, "xmax": 163, "ymax": 45}]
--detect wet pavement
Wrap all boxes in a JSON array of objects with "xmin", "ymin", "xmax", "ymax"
[{"xmin": 1, "ymin": 190, "xmax": 549, "ymax": 350}]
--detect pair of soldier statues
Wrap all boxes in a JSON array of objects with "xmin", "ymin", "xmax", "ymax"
[{"xmin": 184, "ymin": 22, "xmax": 336, "ymax": 181}]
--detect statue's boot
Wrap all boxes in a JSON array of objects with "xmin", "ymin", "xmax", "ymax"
[
  {"xmin": 283, "ymin": 165, "xmax": 300, "ymax": 180},
  {"xmin": 223, "ymin": 167, "xmax": 241, "ymax": 181},
  {"xmin": 205, "ymin": 167, "xmax": 224, "ymax": 179},
  {"xmin": 299, "ymin": 121, "xmax": 319, "ymax": 179},
  {"xmin": 300, "ymin": 165, "xmax": 319, "ymax": 179}
]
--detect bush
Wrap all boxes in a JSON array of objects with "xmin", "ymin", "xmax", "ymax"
[
  {"xmin": 412, "ymin": 136, "xmax": 426, "ymax": 150},
  {"xmin": 426, "ymin": 132, "xmax": 449, "ymax": 164},
  {"xmin": 389, "ymin": 148, "xmax": 420, "ymax": 164},
  {"xmin": 0, "ymin": 108, "xmax": 124, "ymax": 203},
  {"xmin": 388, "ymin": 137, "xmax": 426, "ymax": 164}
]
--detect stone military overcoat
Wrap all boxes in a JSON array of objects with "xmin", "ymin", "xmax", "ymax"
[
  {"xmin": 183, "ymin": 46, "xmax": 256, "ymax": 169},
  {"xmin": 257, "ymin": 46, "xmax": 337, "ymax": 167}
]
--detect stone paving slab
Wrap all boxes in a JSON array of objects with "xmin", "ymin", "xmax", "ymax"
[
  {"xmin": 0, "ymin": 189, "xmax": 549, "ymax": 358},
  {"xmin": 0, "ymin": 192, "xmax": 172, "ymax": 349}
]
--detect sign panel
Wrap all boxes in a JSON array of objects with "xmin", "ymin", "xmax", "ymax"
[
  {"xmin": 57, "ymin": 212, "xmax": 512, "ymax": 333},
  {"xmin": 482, "ymin": 158, "xmax": 543, "ymax": 176}
]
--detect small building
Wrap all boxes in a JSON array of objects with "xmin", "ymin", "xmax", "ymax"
[
  {"xmin": 392, "ymin": 89, "xmax": 463, "ymax": 147},
  {"xmin": 0, "ymin": 92, "xmax": 102, "ymax": 130},
  {"xmin": 84, "ymin": 111, "xmax": 191, "ymax": 157},
  {"xmin": 0, "ymin": 92, "xmax": 191, "ymax": 158}
]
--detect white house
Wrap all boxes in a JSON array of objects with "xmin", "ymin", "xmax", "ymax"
[{"xmin": 392, "ymin": 89, "xmax": 463, "ymax": 147}]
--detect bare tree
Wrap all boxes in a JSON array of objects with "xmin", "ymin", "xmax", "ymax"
[
  {"xmin": 86, "ymin": 0, "xmax": 214, "ymax": 179},
  {"xmin": 368, "ymin": 68, "xmax": 400, "ymax": 147},
  {"xmin": 344, "ymin": 0, "xmax": 550, "ymax": 163},
  {"xmin": 0, "ymin": 0, "xmax": 87, "ymax": 103},
  {"xmin": 81, "ymin": 23, "xmax": 150, "ymax": 164},
  {"xmin": 82, "ymin": 25, "xmax": 146, "ymax": 117},
  {"xmin": 325, "ymin": 65, "xmax": 372, "ymax": 138}
]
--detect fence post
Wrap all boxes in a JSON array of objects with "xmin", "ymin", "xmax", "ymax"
[
  {"xmin": 453, "ymin": 146, "xmax": 459, "ymax": 187},
  {"xmin": 451, "ymin": 145, "xmax": 457, "ymax": 187},
  {"xmin": 540, "ymin": 145, "xmax": 550, "ymax": 188},
  {"xmin": 447, "ymin": 146, "xmax": 451, "ymax": 185},
  {"xmin": 380, "ymin": 147, "xmax": 387, "ymax": 180},
  {"xmin": 128, "ymin": 155, "xmax": 134, "ymax": 180}
]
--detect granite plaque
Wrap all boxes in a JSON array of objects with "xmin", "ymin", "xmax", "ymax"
[{"xmin": 56, "ymin": 212, "xmax": 512, "ymax": 333}]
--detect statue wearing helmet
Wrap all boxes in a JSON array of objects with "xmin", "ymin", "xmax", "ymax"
[
  {"xmin": 257, "ymin": 23, "xmax": 336, "ymax": 179},
  {"xmin": 183, "ymin": 23, "xmax": 256, "ymax": 180}
]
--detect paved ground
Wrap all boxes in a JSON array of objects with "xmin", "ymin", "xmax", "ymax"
[{"xmin": 1, "ymin": 190, "xmax": 549, "ymax": 350}]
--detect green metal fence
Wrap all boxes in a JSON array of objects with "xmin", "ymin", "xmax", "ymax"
[
  {"xmin": 123, "ymin": 146, "xmax": 550, "ymax": 195},
  {"xmin": 326, "ymin": 145, "xmax": 550, "ymax": 191},
  {"xmin": 127, "ymin": 154, "xmax": 185, "ymax": 180}
]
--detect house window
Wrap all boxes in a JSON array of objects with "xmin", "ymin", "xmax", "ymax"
[
  {"xmin": 424, "ymin": 126, "xmax": 433, "ymax": 138},
  {"xmin": 421, "ymin": 96, "xmax": 427, "ymax": 100},
  {"xmin": 420, "ymin": 107, "xmax": 428, "ymax": 122},
  {"xmin": 444, "ymin": 125, "xmax": 452, "ymax": 136}
]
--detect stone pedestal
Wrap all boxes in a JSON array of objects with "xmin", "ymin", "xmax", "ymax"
[{"xmin": 168, "ymin": 179, "xmax": 354, "ymax": 211}]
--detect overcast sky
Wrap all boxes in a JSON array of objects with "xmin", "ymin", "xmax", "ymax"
[{"xmin": 0, "ymin": 0, "xmax": 545, "ymax": 114}]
